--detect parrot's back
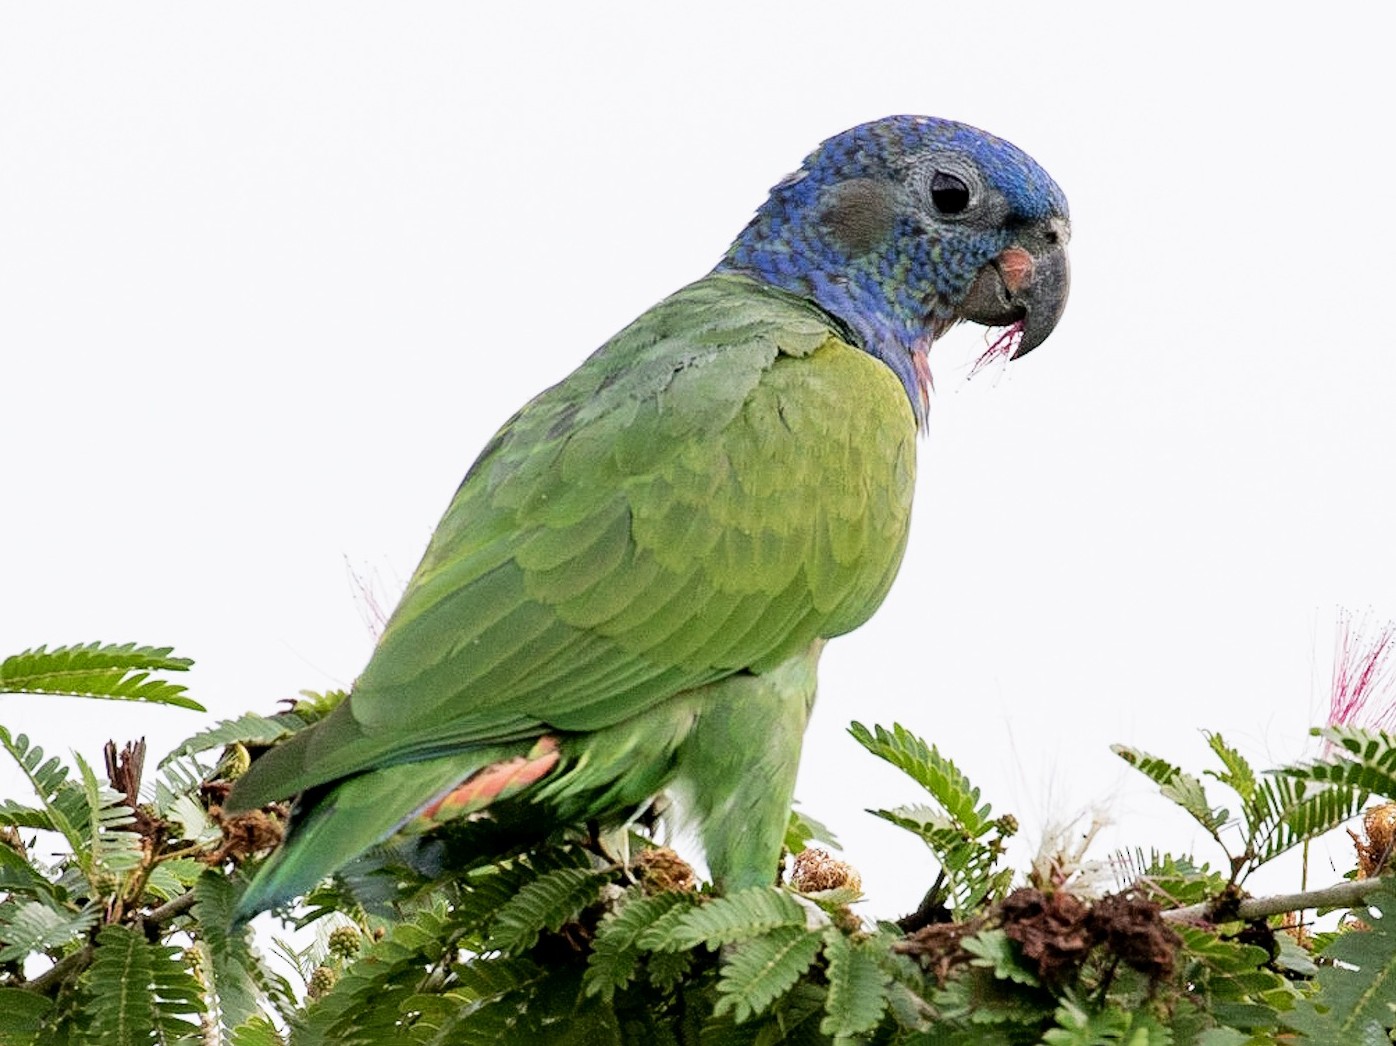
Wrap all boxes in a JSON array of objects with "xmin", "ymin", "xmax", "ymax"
[{"xmin": 226, "ymin": 272, "xmax": 917, "ymax": 915}]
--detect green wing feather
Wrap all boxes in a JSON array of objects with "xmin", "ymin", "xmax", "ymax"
[{"xmin": 226, "ymin": 272, "xmax": 916, "ymax": 909}]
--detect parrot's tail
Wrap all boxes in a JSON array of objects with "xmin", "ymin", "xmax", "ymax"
[{"xmin": 233, "ymin": 739, "xmax": 559, "ymax": 921}]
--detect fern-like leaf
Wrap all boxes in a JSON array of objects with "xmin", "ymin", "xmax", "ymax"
[
  {"xmin": 1204, "ymin": 732, "xmax": 1257, "ymax": 805},
  {"xmin": 1249, "ymin": 775, "xmax": 1367, "ymax": 865},
  {"xmin": 963, "ymin": 928, "xmax": 1042, "ymax": 987},
  {"xmin": 645, "ymin": 946, "xmax": 694, "ymax": 994},
  {"xmin": 0, "ymin": 986, "xmax": 54, "ymax": 1042},
  {"xmin": 584, "ymin": 890, "xmax": 698, "ymax": 1001},
  {"xmin": 228, "ymin": 1015, "xmax": 284, "ymax": 1046},
  {"xmin": 487, "ymin": 866, "xmax": 606, "ymax": 954},
  {"xmin": 1284, "ymin": 726, "xmax": 1396, "ymax": 801},
  {"xmin": 193, "ymin": 872, "xmax": 265, "ymax": 1035},
  {"xmin": 820, "ymin": 927, "xmax": 890, "ymax": 1037},
  {"xmin": 1042, "ymin": 995, "xmax": 1172, "ymax": 1045},
  {"xmin": 871, "ymin": 805, "xmax": 1005, "ymax": 915},
  {"xmin": 1173, "ymin": 924, "xmax": 1287, "ymax": 1032},
  {"xmin": 0, "ymin": 844, "xmax": 61, "ymax": 902},
  {"xmin": 711, "ymin": 926, "xmax": 822, "ymax": 1024},
  {"xmin": 160, "ymin": 710, "xmax": 312, "ymax": 766},
  {"xmin": 0, "ymin": 900, "xmax": 98, "ymax": 963},
  {"xmin": 0, "ymin": 728, "xmax": 86, "ymax": 854},
  {"xmin": 79, "ymin": 924, "xmax": 203, "ymax": 1045},
  {"xmin": 73, "ymin": 753, "xmax": 141, "ymax": 882},
  {"xmin": 785, "ymin": 804, "xmax": 840, "ymax": 855},
  {"xmin": 1113, "ymin": 743, "xmax": 1228, "ymax": 834},
  {"xmin": 292, "ymin": 904, "xmax": 455, "ymax": 1046},
  {"xmin": 0, "ymin": 643, "xmax": 200, "ymax": 710},
  {"xmin": 645, "ymin": 888, "xmax": 807, "ymax": 952},
  {"xmin": 851, "ymin": 722, "xmax": 993, "ymax": 834}
]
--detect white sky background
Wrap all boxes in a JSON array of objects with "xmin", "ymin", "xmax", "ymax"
[{"xmin": 3, "ymin": 4, "xmax": 1395, "ymax": 921}]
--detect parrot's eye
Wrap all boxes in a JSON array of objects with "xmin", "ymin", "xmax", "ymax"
[{"xmin": 929, "ymin": 172, "xmax": 971, "ymax": 215}]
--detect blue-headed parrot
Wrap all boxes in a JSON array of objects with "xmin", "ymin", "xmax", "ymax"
[{"xmin": 226, "ymin": 115, "xmax": 1070, "ymax": 917}]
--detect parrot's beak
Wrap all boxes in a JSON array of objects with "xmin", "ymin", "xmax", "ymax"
[{"xmin": 957, "ymin": 217, "xmax": 1071, "ymax": 358}]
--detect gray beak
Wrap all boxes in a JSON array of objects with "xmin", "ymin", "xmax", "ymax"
[{"xmin": 957, "ymin": 218, "xmax": 1071, "ymax": 358}]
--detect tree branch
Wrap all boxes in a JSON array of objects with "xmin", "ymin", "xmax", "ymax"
[
  {"xmin": 146, "ymin": 889, "xmax": 198, "ymax": 925},
  {"xmin": 19, "ymin": 945, "xmax": 92, "ymax": 996},
  {"xmin": 1162, "ymin": 876, "xmax": 1385, "ymax": 923},
  {"xmin": 17, "ymin": 891, "xmax": 197, "ymax": 996}
]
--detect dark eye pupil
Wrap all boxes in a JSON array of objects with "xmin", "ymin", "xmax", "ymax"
[{"xmin": 930, "ymin": 172, "xmax": 970, "ymax": 214}]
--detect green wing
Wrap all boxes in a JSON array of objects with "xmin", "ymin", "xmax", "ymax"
[{"xmin": 227, "ymin": 272, "xmax": 916, "ymax": 810}]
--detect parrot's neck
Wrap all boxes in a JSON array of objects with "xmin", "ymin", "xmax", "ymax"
[{"xmin": 713, "ymin": 251, "xmax": 934, "ymax": 427}]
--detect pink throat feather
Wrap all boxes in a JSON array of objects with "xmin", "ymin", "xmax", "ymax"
[{"xmin": 969, "ymin": 321, "xmax": 1026, "ymax": 378}]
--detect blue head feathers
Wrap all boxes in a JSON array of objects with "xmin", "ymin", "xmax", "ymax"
[{"xmin": 719, "ymin": 115, "xmax": 1070, "ymax": 423}]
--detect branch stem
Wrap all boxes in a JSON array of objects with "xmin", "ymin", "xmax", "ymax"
[{"xmin": 1162, "ymin": 877, "xmax": 1384, "ymax": 923}]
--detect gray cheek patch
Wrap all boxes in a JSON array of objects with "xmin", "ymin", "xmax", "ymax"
[{"xmin": 818, "ymin": 179, "xmax": 900, "ymax": 257}]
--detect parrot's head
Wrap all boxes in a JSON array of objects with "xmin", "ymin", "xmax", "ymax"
[{"xmin": 718, "ymin": 115, "xmax": 1070, "ymax": 424}]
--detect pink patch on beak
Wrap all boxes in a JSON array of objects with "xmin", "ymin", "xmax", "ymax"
[{"xmin": 997, "ymin": 247, "xmax": 1035, "ymax": 294}]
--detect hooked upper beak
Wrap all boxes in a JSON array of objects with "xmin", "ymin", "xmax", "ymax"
[{"xmin": 957, "ymin": 216, "xmax": 1071, "ymax": 358}]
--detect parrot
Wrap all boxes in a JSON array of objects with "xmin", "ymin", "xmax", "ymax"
[{"xmin": 225, "ymin": 115, "xmax": 1070, "ymax": 918}]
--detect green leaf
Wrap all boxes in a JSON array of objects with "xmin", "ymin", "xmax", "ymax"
[
  {"xmin": 143, "ymin": 858, "xmax": 204, "ymax": 902},
  {"xmin": 1173, "ymin": 925, "xmax": 1287, "ymax": 1028},
  {"xmin": 1204, "ymin": 732, "xmax": 1257, "ymax": 805},
  {"xmin": 853, "ymin": 723, "xmax": 1011, "ymax": 918},
  {"xmin": 1284, "ymin": 727, "xmax": 1396, "ymax": 802},
  {"xmin": 871, "ymin": 805, "xmax": 1005, "ymax": 916},
  {"xmin": 932, "ymin": 964, "xmax": 1056, "ymax": 1029},
  {"xmin": 487, "ymin": 866, "xmax": 606, "ymax": 954},
  {"xmin": 0, "ymin": 843, "xmax": 60, "ymax": 902},
  {"xmin": 585, "ymin": 890, "xmax": 698, "ymax": 1002},
  {"xmin": 1123, "ymin": 852, "xmax": 1228, "ymax": 908},
  {"xmin": 0, "ymin": 728, "xmax": 86, "ymax": 855},
  {"xmin": 0, "ymin": 643, "xmax": 200, "ymax": 710},
  {"xmin": 647, "ymin": 888, "xmax": 808, "ymax": 952},
  {"xmin": 785, "ymin": 804, "xmax": 840, "ymax": 855},
  {"xmin": 412, "ymin": 958, "xmax": 554, "ymax": 1045},
  {"xmin": 1248, "ymin": 775, "xmax": 1367, "ymax": 866},
  {"xmin": 229, "ymin": 1015, "xmax": 284, "ymax": 1046},
  {"xmin": 819, "ymin": 927, "xmax": 890, "ymax": 1037},
  {"xmin": 1113, "ymin": 744, "xmax": 1228, "ymax": 834},
  {"xmin": 0, "ymin": 987, "xmax": 53, "ymax": 1039},
  {"xmin": 73, "ymin": 752, "xmax": 141, "ymax": 881},
  {"xmin": 850, "ymin": 722, "xmax": 993, "ymax": 835},
  {"xmin": 711, "ymin": 926, "xmax": 822, "ymax": 1024},
  {"xmin": 193, "ymin": 872, "xmax": 265, "ymax": 1034},
  {"xmin": 963, "ymin": 928, "xmax": 1041, "ymax": 987},
  {"xmin": 293, "ymin": 904, "xmax": 457, "ymax": 1046},
  {"xmin": 162, "ymin": 793, "xmax": 221, "ymax": 848},
  {"xmin": 0, "ymin": 900, "xmax": 98, "ymax": 963},
  {"xmin": 644, "ymin": 947, "xmax": 694, "ymax": 994},
  {"xmin": 1192, "ymin": 1030, "xmax": 1251, "ymax": 1046},
  {"xmin": 1042, "ymin": 994, "xmax": 1172, "ymax": 1045},
  {"xmin": 79, "ymin": 924, "xmax": 203, "ymax": 1045},
  {"xmin": 161, "ymin": 710, "xmax": 310, "ymax": 766}
]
